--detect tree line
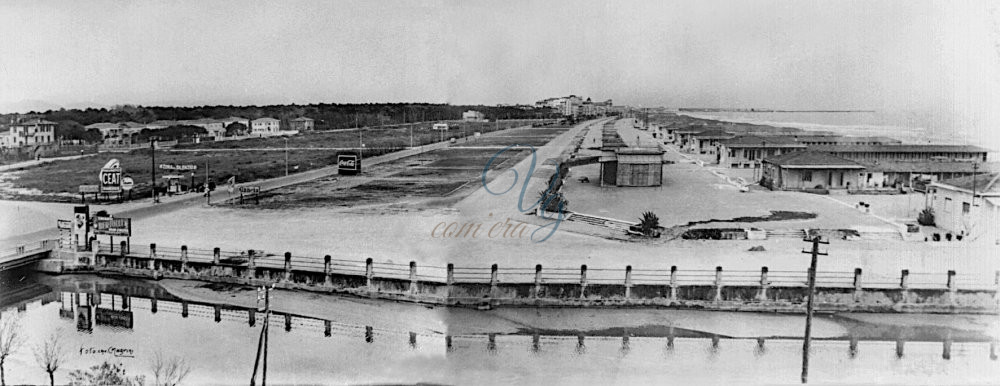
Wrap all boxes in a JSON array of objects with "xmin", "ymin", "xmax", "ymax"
[{"xmin": 3, "ymin": 103, "xmax": 557, "ymax": 143}]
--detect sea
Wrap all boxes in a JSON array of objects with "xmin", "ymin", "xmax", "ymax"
[{"xmin": 676, "ymin": 110, "xmax": 1000, "ymax": 152}]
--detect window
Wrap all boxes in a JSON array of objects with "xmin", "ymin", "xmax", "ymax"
[
  {"xmin": 944, "ymin": 197, "xmax": 952, "ymax": 213},
  {"xmin": 803, "ymin": 172, "xmax": 812, "ymax": 182},
  {"xmin": 962, "ymin": 202, "xmax": 970, "ymax": 214}
]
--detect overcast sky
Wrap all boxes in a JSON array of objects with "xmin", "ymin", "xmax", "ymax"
[{"xmin": 1, "ymin": 0, "xmax": 998, "ymax": 118}]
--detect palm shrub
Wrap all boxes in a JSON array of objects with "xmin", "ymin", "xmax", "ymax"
[
  {"xmin": 917, "ymin": 208, "xmax": 935, "ymax": 226},
  {"xmin": 639, "ymin": 211, "xmax": 660, "ymax": 237},
  {"xmin": 537, "ymin": 189, "xmax": 569, "ymax": 214}
]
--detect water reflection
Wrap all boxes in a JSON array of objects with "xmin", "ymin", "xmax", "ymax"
[{"xmin": 2, "ymin": 270, "xmax": 998, "ymax": 385}]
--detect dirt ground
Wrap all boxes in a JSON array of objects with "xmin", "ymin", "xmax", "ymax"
[{"xmin": 242, "ymin": 128, "xmax": 568, "ymax": 209}]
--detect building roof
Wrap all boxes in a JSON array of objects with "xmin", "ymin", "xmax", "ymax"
[
  {"xmin": 616, "ymin": 147, "xmax": 665, "ymax": 155},
  {"xmin": 932, "ymin": 173, "xmax": 1000, "ymax": 195},
  {"xmin": 863, "ymin": 161, "xmax": 996, "ymax": 174},
  {"xmin": 692, "ymin": 129, "xmax": 735, "ymax": 139},
  {"xmin": 252, "ymin": 117, "xmax": 280, "ymax": 122},
  {"xmin": 720, "ymin": 135, "xmax": 806, "ymax": 148},
  {"xmin": 763, "ymin": 151, "xmax": 866, "ymax": 169},
  {"xmin": 291, "ymin": 117, "xmax": 314, "ymax": 122},
  {"xmin": 15, "ymin": 118, "xmax": 57, "ymax": 126},
  {"xmin": 810, "ymin": 144, "xmax": 991, "ymax": 153}
]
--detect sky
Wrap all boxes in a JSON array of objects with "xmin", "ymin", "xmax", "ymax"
[{"xmin": 1, "ymin": 0, "xmax": 998, "ymax": 128}]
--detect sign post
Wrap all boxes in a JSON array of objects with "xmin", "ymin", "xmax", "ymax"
[{"xmin": 239, "ymin": 186, "xmax": 261, "ymax": 205}]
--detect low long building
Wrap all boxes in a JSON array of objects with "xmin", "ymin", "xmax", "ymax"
[
  {"xmin": 719, "ymin": 135, "xmax": 806, "ymax": 168},
  {"xmin": 761, "ymin": 151, "xmax": 867, "ymax": 190},
  {"xmin": 808, "ymin": 144, "xmax": 989, "ymax": 163}
]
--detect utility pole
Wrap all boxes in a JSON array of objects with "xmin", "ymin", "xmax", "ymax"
[
  {"xmin": 205, "ymin": 159, "xmax": 211, "ymax": 205},
  {"xmin": 284, "ymin": 138, "xmax": 289, "ymax": 177},
  {"xmin": 150, "ymin": 139, "xmax": 159, "ymax": 203},
  {"xmin": 250, "ymin": 284, "xmax": 274, "ymax": 386},
  {"xmin": 800, "ymin": 236, "xmax": 828, "ymax": 384}
]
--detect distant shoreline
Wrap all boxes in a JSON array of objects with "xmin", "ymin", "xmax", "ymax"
[{"xmin": 678, "ymin": 108, "xmax": 877, "ymax": 113}]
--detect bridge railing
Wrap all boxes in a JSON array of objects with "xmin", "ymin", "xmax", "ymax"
[{"xmin": 93, "ymin": 243, "xmax": 1000, "ymax": 291}]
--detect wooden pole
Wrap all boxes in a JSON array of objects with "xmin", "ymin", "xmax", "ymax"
[{"xmin": 801, "ymin": 235, "xmax": 828, "ymax": 384}]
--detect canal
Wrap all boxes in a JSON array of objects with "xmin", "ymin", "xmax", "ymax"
[{"xmin": 2, "ymin": 268, "xmax": 998, "ymax": 385}]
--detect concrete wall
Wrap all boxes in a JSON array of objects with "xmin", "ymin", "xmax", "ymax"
[{"xmin": 71, "ymin": 248, "xmax": 1000, "ymax": 314}]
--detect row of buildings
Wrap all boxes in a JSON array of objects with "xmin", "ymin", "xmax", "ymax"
[
  {"xmin": 85, "ymin": 116, "xmax": 314, "ymax": 144},
  {"xmin": 661, "ymin": 123, "xmax": 994, "ymax": 192},
  {"xmin": 535, "ymin": 96, "xmax": 618, "ymax": 117}
]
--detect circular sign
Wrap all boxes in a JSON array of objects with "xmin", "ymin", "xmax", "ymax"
[{"xmin": 121, "ymin": 177, "xmax": 135, "ymax": 191}]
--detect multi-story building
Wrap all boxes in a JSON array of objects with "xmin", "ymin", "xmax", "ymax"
[
  {"xmin": 251, "ymin": 117, "xmax": 281, "ymax": 134},
  {"xmin": 2, "ymin": 118, "xmax": 57, "ymax": 148},
  {"xmin": 289, "ymin": 117, "xmax": 315, "ymax": 131}
]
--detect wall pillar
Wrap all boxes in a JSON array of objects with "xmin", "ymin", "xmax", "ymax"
[
  {"xmin": 714, "ymin": 266, "xmax": 723, "ymax": 302},
  {"xmin": 757, "ymin": 267, "xmax": 769, "ymax": 301},
  {"xmin": 181, "ymin": 245, "xmax": 189, "ymax": 274},
  {"xmin": 284, "ymin": 252, "xmax": 292, "ymax": 282},
  {"xmin": 119, "ymin": 242, "xmax": 127, "ymax": 268},
  {"xmin": 150, "ymin": 298, "xmax": 157, "ymax": 314},
  {"xmin": 181, "ymin": 300, "xmax": 188, "ymax": 318},
  {"xmin": 324, "ymin": 320, "xmax": 332, "ymax": 337},
  {"xmin": 853, "ymin": 268, "xmax": 863, "ymax": 301},
  {"xmin": 947, "ymin": 270, "xmax": 957, "ymax": 305},
  {"xmin": 895, "ymin": 339, "xmax": 904, "ymax": 359},
  {"xmin": 149, "ymin": 243, "xmax": 157, "ymax": 271},
  {"xmin": 247, "ymin": 250, "xmax": 256, "ymax": 280},
  {"xmin": 323, "ymin": 255, "xmax": 332, "ymax": 286},
  {"xmin": 849, "ymin": 336, "xmax": 859, "ymax": 359},
  {"xmin": 284, "ymin": 314, "xmax": 292, "ymax": 332},
  {"xmin": 579, "ymin": 265, "xmax": 588, "ymax": 299},
  {"xmin": 409, "ymin": 332, "xmax": 418, "ymax": 349},
  {"xmin": 990, "ymin": 341, "xmax": 997, "ymax": 361},
  {"xmin": 365, "ymin": 326, "xmax": 373, "ymax": 343},
  {"xmin": 212, "ymin": 247, "xmax": 221, "ymax": 276},
  {"xmin": 365, "ymin": 258, "xmax": 374, "ymax": 292},
  {"xmin": 534, "ymin": 264, "xmax": 543, "ymax": 299},
  {"xmin": 248, "ymin": 309, "xmax": 256, "ymax": 327},
  {"xmin": 942, "ymin": 336, "xmax": 952, "ymax": 360},
  {"xmin": 446, "ymin": 264, "xmax": 455, "ymax": 298},
  {"xmin": 409, "ymin": 261, "xmax": 418, "ymax": 295},
  {"xmin": 900, "ymin": 269, "xmax": 910, "ymax": 304},
  {"xmin": 213, "ymin": 305, "xmax": 221, "ymax": 323},
  {"xmin": 490, "ymin": 264, "xmax": 499, "ymax": 301},
  {"xmin": 624, "ymin": 265, "xmax": 633, "ymax": 299},
  {"xmin": 669, "ymin": 266, "xmax": 678, "ymax": 302}
]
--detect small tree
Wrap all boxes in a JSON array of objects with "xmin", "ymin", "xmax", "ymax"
[
  {"xmin": 917, "ymin": 207, "xmax": 935, "ymax": 226},
  {"xmin": 150, "ymin": 351, "xmax": 191, "ymax": 386},
  {"xmin": 68, "ymin": 362, "xmax": 144, "ymax": 386},
  {"xmin": 638, "ymin": 211, "xmax": 661, "ymax": 237},
  {"xmin": 33, "ymin": 333, "xmax": 66, "ymax": 386},
  {"xmin": 0, "ymin": 315, "xmax": 25, "ymax": 386}
]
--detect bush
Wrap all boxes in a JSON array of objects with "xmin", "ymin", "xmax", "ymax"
[
  {"xmin": 917, "ymin": 208, "xmax": 935, "ymax": 226},
  {"xmin": 759, "ymin": 176, "xmax": 774, "ymax": 190},
  {"xmin": 638, "ymin": 211, "xmax": 660, "ymax": 237}
]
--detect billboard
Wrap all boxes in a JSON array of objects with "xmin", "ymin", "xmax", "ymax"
[
  {"xmin": 338, "ymin": 154, "xmax": 360, "ymax": 175},
  {"xmin": 94, "ymin": 217, "xmax": 131, "ymax": 237},
  {"xmin": 99, "ymin": 159, "xmax": 122, "ymax": 193},
  {"xmin": 95, "ymin": 308, "xmax": 134, "ymax": 329}
]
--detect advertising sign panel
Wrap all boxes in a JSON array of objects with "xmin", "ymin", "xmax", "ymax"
[
  {"xmin": 95, "ymin": 308, "xmax": 134, "ymax": 329},
  {"xmin": 159, "ymin": 164, "xmax": 198, "ymax": 171},
  {"xmin": 338, "ymin": 154, "xmax": 360, "ymax": 175},
  {"xmin": 121, "ymin": 177, "xmax": 134, "ymax": 191},
  {"xmin": 94, "ymin": 217, "xmax": 131, "ymax": 237},
  {"xmin": 99, "ymin": 159, "xmax": 122, "ymax": 193},
  {"xmin": 239, "ymin": 186, "xmax": 261, "ymax": 194}
]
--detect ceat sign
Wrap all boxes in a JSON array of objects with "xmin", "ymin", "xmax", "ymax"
[
  {"xmin": 338, "ymin": 154, "xmax": 360, "ymax": 175},
  {"xmin": 99, "ymin": 159, "xmax": 122, "ymax": 193}
]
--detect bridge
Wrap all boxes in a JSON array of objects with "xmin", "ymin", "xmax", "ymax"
[{"xmin": 0, "ymin": 239, "xmax": 58, "ymax": 271}]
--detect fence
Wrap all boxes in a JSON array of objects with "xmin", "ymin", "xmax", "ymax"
[{"xmin": 93, "ymin": 241, "xmax": 1000, "ymax": 292}]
